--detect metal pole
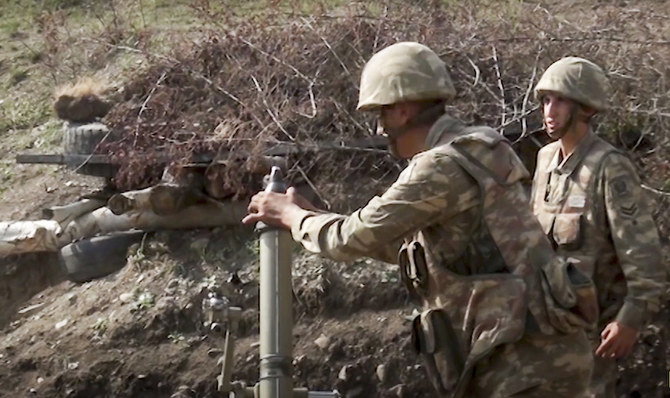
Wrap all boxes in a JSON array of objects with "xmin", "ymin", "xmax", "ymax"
[{"xmin": 257, "ymin": 167, "xmax": 293, "ymax": 398}]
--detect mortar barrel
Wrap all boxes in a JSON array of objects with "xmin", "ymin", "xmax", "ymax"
[{"xmin": 257, "ymin": 166, "xmax": 293, "ymax": 398}]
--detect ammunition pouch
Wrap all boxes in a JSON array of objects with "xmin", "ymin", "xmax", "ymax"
[
  {"xmin": 411, "ymin": 309, "xmax": 464, "ymax": 395},
  {"xmin": 406, "ymin": 255, "xmax": 528, "ymax": 397},
  {"xmin": 540, "ymin": 257, "xmax": 599, "ymax": 332}
]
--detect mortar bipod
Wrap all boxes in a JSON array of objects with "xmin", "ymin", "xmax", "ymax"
[
  {"xmin": 203, "ymin": 287, "xmax": 340, "ymax": 398},
  {"xmin": 203, "ymin": 293, "xmax": 241, "ymax": 394}
]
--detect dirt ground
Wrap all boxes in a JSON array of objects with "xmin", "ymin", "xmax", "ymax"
[
  {"xmin": 0, "ymin": 168, "xmax": 668, "ymax": 398},
  {"xmin": 0, "ymin": 216, "xmax": 434, "ymax": 397},
  {"xmin": 1, "ymin": 1, "xmax": 670, "ymax": 397}
]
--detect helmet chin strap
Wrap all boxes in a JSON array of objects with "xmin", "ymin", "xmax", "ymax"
[{"xmin": 380, "ymin": 102, "xmax": 446, "ymax": 158}]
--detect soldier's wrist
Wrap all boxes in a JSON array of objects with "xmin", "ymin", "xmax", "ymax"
[{"xmin": 614, "ymin": 301, "xmax": 645, "ymax": 330}]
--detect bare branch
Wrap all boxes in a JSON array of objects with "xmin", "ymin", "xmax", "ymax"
[
  {"xmin": 465, "ymin": 56, "xmax": 481, "ymax": 87},
  {"xmin": 492, "ymin": 45, "xmax": 506, "ymax": 126},
  {"xmin": 642, "ymin": 184, "xmax": 670, "ymax": 197},
  {"xmin": 250, "ymin": 75, "xmax": 295, "ymax": 142}
]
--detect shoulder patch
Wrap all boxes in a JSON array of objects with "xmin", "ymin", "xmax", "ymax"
[
  {"xmin": 618, "ymin": 202, "xmax": 639, "ymax": 217},
  {"xmin": 608, "ymin": 175, "xmax": 639, "ymax": 218},
  {"xmin": 610, "ymin": 176, "xmax": 631, "ymax": 198}
]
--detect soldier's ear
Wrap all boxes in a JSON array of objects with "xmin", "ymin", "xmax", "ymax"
[
  {"xmin": 395, "ymin": 101, "xmax": 422, "ymax": 125},
  {"xmin": 578, "ymin": 104, "xmax": 598, "ymax": 122}
]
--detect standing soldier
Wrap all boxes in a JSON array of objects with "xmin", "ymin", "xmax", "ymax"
[
  {"xmin": 531, "ymin": 56, "xmax": 666, "ymax": 398},
  {"xmin": 245, "ymin": 42, "xmax": 596, "ymax": 397}
]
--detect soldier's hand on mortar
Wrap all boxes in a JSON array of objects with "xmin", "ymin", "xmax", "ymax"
[
  {"xmin": 242, "ymin": 187, "xmax": 314, "ymax": 229},
  {"xmin": 595, "ymin": 321, "xmax": 638, "ymax": 358}
]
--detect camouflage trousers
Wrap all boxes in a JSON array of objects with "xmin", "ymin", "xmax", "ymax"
[
  {"xmin": 468, "ymin": 329, "xmax": 593, "ymax": 398},
  {"xmin": 587, "ymin": 336, "xmax": 617, "ymax": 398}
]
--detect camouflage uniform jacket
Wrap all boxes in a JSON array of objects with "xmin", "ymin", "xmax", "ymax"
[
  {"xmin": 291, "ymin": 115, "xmax": 592, "ymax": 396},
  {"xmin": 531, "ymin": 131, "xmax": 665, "ymax": 330},
  {"xmin": 291, "ymin": 115, "xmax": 481, "ymax": 267}
]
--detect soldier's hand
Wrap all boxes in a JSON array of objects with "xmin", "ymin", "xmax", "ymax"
[
  {"xmin": 595, "ymin": 321, "xmax": 638, "ymax": 358},
  {"xmin": 242, "ymin": 187, "xmax": 312, "ymax": 229}
]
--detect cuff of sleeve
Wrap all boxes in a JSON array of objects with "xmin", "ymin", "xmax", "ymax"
[{"xmin": 614, "ymin": 301, "xmax": 646, "ymax": 330}]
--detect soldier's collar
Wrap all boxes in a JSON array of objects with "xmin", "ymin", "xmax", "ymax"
[
  {"xmin": 424, "ymin": 114, "xmax": 465, "ymax": 149},
  {"xmin": 552, "ymin": 131, "xmax": 599, "ymax": 175}
]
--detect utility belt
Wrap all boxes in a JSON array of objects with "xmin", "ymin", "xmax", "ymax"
[{"xmin": 399, "ymin": 240, "xmax": 527, "ymax": 398}]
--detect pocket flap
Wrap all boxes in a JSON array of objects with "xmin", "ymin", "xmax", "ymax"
[
  {"xmin": 410, "ymin": 312, "xmax": 438, "ymax": 354},
  {"xmin": 420, "ymin": 312, "xmax": 437, "ymax": 354},
  {"xmin": 552, "ymin": 213, "xmax": 582, "ymax": 248},
  {"xmin": 536, "ymin": 211, "xmax": 555, "ymax": 236}
]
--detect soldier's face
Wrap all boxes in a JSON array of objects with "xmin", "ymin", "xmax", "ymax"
[
  {"xmin": 377, "ymin": 105, "xmax": 403, "ymax": 132},
  {"xmin": 377, "ymin": 104, "xmax": 419, "ymax": 159},
  {"xmin": 541, "ymin": 93, "xmax": 574, "ymax": 139}
]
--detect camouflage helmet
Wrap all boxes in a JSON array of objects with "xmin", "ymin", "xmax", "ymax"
[
  {"xmin": 357, "ymin": 42, "xmax": 456, "ymax": 111},
  {"xmin": 534, "ymin": 57, "xmax": 609, "ymax": 111}
]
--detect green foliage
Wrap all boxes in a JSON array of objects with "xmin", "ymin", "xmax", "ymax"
[
  {"xmin": 0, "ymin": 0, "xmax": 99, "ymax": 34},
  {"xmin": 167, "ymin": 331, "xmax": 185, "ymax": 344},
  {"xmin": 127, "ymin": 242, "xmax": 151, "ymax": 271},
  {"xmin": 1, "ymin": 0, "xmax": 94, "ymax": 14},
  {"xmin": 131, "ymin": 291, "xmax": 155, "ymax": 311},
  {"xmin": 0, "ymin": 96, "xmax": 52, "ymax": 132},
  {"xmin": 246, "ymin": 240, "xmax": 260, "ymax": 258},
  {"xmin": 0, "ymin": 162, "xmax": 13, "ymax": 195},
  {"xmin": 9, "ymin": 68, "xmax": 28, "ymax": 86},
  {"xmin": 0, "ymin": 19, "xmax": 21, "ymax": 36},
  {"xmin": 91, "ymin": 316, "xmax": 108, "ymax": 338}
]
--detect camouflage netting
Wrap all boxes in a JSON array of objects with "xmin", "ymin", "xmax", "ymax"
[{"xmin": 101, "ymin": 1, "xmax": 670, "ymax": 224}]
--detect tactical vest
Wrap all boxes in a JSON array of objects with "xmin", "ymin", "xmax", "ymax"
[
  {"xmin": 403, "ymin": 125, "xmax": 597, "ymax": 398},
  {"xmin": 532, "ymin": 136, "xmax": 623, "ymax": 324},
  {"xmin": 532, "ymin": 137, "xmax": 619, "ymax": 278}
]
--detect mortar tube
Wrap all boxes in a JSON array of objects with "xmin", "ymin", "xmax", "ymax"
[{"xmin": 256, "ymin": 167, "xmax": 293, "ymax": 398}]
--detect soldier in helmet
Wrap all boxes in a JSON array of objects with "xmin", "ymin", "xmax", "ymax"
[
  {"xmin": 531, "ymin": 56, "xmax": 665, "ymax": 398},
  {"xmin": 245, "ymin": 42, "xmax": 596, "ymax": 397}
]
